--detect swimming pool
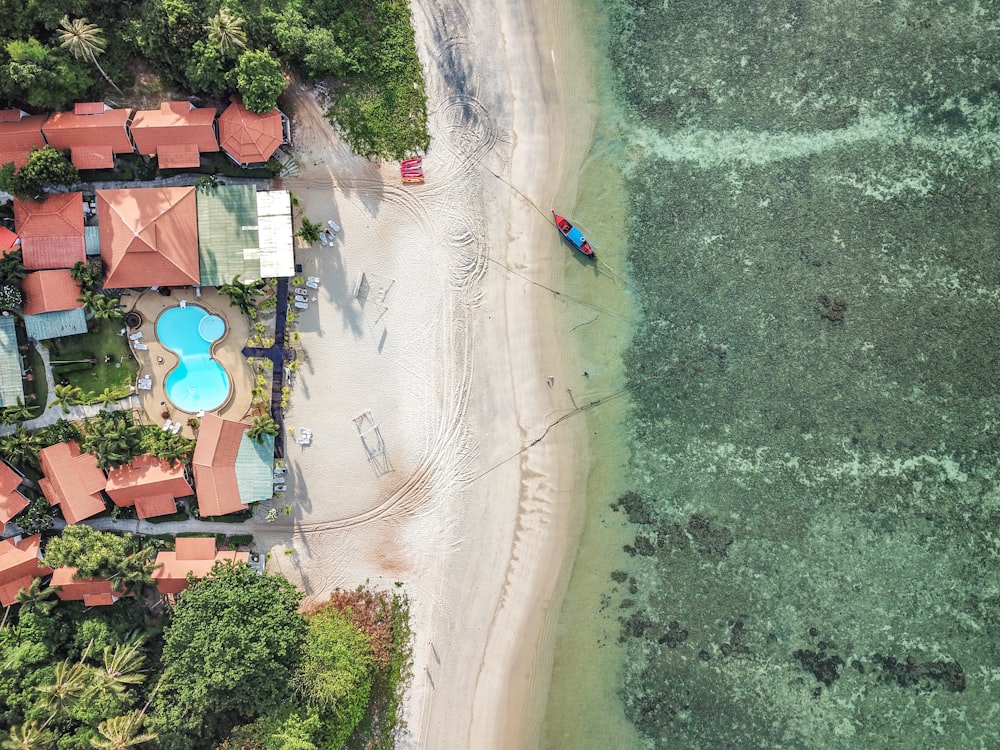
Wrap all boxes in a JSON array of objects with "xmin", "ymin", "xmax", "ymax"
[{"xmin": 156, "ymin": 305, "xmax": 230, "ymax": 413}]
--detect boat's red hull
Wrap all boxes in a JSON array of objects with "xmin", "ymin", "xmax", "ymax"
[{"xmin": 552, "ymin": 211, "xmax": 595, "ymax": 258}]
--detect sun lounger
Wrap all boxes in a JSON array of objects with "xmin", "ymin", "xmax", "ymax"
[
  {"xmin": 128, "ymin": 332, "xmax": 143, "ymax": 341},
  {"xmin": 162, "ymin": 420, "xmax": 173, "ymax": 431},
  {"xmin": 319, "ymin": 231, "xmax": 329, "ymax": 247},
  {"xmin": 137, "ymin": 376, "xmax": 152, "ymax": 390},
  {"xmin": 294, "ymin": 300, "xmax": 308, "ymax": 310},
  {"xmin": 274, "ymin": 467, "xmax": 286, "ymax": 475},
  {"xmin": 195, "ymin": 286, "xmax": 202, "ymax": 297},
  {"xmin": 179, "ymin": 299, "xmax": 186, "ymax": 308},
  {"xmin": 171, "ymin": 422, "xmax": 182, "ymax": 434},
  {"xmin": 273, "ymin": 484, "xmax": 287, "ymax": 492},
  {"xmin": 134, "ymin": 342, "xmax": 148, "ymax": 350},
  {"xmin": 328, "ymin": 219, "xmax": 341, "ymax": 234},
  {"xmin": 307, "ymin": 276, "xmax": 320, "ymax": 288},
  {"xmin": 295, "ymin": 294, "xmax": 308, "ymax": 303}
]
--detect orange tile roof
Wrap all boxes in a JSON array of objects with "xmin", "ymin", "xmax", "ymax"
[
  {"xmin": 218, "ymin": 95, "xmax": 283, "ymax": 166},
  {"xmin": 0, "ymin": 535, "xmax": 51, "ymax": 606},
  {"xmin": 98, "ymin": 187, "xmax": 200, "ymax": 288},
  {"xmin": 50, "ymin": 566, "xmax": 118, "ymax": 604},
  {"xmin": 192, "ymin": 413, "xmax": 248, "ymax": 516},
  {"xmin": 0, "ymin": 228, "xmax": 19, "ymax": 250},
  {"xmin": 74, "ymin": 102, "xmax": 108, "ymax": 116},
  {"xmin": 43, "ymin": 109, "xmax": 134, "ymax": 170},
  {"xmin": 0, "ymin": 461, "xmax": 28, "ymax": 525},
  {"xmin": 38, "ymin": 441, "xmax": 107, "ymax": 524},
  {"xmin": 21, "ymin": 269, "xmax": 82, "ymax": 315},
  {"xmin": 106, "ymin": 454, "xmax": 190, "ymax": 518},
  {"xmin": 153, "ymin": 537, "xmax": 248, "ymax": 595},
  {"xmin": 0, "ymin": 111, "xmax": 46, "ymax": 169},
  {"xmin": 13, "ymin": 193, "xmax": 86, "ymax": 270},
  {"xmin": 130, "ymin": 102, "xmax": 218, "ymax": 168}
]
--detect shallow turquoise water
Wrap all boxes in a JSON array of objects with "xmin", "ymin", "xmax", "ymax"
[
  {"xmin": 158, "ymin": 305, "xmax": 230, "ymax": 413},
  {"xmin": 546, "ymin": 0, "xmax": 1000, "ymax": 747}
]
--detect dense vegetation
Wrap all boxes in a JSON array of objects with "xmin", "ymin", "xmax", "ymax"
[
  {"xmin": 0, "ymin": 0, "xmax": 428, "ymax": 160},
  {"xmin": 0, "ymin": 560, "xmax": 412, "ymax": 749}
]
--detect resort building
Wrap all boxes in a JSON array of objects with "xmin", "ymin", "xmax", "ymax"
[
  {"xmin": 13, "ymin": 193, "xmax": 86, "ymax": 270},
  {"xmin": 0, "ymin": 109, "xmax": 46, "ymax": 169},
  {"xmin": 97, "ymin": 186, "xmax": 200, "ymax": 289},
  {"xmin": 152, "ymin": 536, "xmax": 248, "ymax": 595},
  {"xmin": 20, "ymin": 268, "xmax": 88, "ymax": 341},
  {"xmin": 129, "ymin": 102, "xmax": 219, "ymax": 169},
  {"xmin": 0, "ymin": 534, "xmax": 50, "ymax": 607},
  {"xmin": 38, "ymin": 442, "xmax": 107, "ymax": 524},
  {"xmin": 0, "ymin": 460, "xmax": 28, "ymax": 528},
  {"xmin": 50, "ymin": 566, "xmax": 121, "ymax": 606},
  {"xmin": 105, "ymin": 454, "xmax": 192, "ymax": 519},
  {"xmin": 41, "ymin": 104, "xmax": 134, "ymax": 170},
  {"xmin": 0, "ymin": 315, "xmax": 22, "ymax": 408},
  {"xmin": 192, "ymin": 413, "xmax": 273, "ymax": 516},
  {"xmin": 217, "ymin": 95, "xmax": 288, "ymax": 168},
  {"xmin": 0, "ymin": 227, "xmax": 20, "ymax": 253}
]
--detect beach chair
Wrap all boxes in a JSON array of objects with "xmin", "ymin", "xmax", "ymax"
[
  {"xmin": 134, "ymin": 342, "xmax": 148, "ymax": 351},
  {"xmin": 294, "ymin": 300, "xmax": 308, "ymax": 310},
  {"xmin": 128, "ymin": 332, "xmax": 143, "ymax": 341},
  {"xmin": 306, "ymin": 276, "xmax": 320, "ymax": 289},
  {"xmin": 179, "ymin": 299, "xmax": 186, "ymax": 308},
  {"xmin": 162, "ymin": 420, "xmax": 173, "ymax": 431},
  {"xmin": 171, "ymin": 422, "xmax": 182, "ymax": 434},
  {"xmin": 273, "ymin": 484, "xmax": 287, "ymax": 493},
  {"xmin": 328, "ymin": 219, "xmax": 341, "ymax": 234},
  {"xmin": 294, "ymin": 294, "xmax": 308, "ymax": 303},
  {"xmin": 319, "ymin": 231, "xmax": 329, "ymax": 247}
]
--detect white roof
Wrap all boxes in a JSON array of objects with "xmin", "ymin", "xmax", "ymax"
[{"xmin": 255, "ymin": 190, "xmax": 295, "ymax": 279}]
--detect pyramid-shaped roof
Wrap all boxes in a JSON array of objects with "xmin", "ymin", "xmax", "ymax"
[
  {"xmin": 130, "ymin": 102, "xmax": 218, "ymax": 168},
  {"xmin": 21, "ymin": 269, "xmax": 82, "ymax": 315},
  {"xmin": 0, "ymin": 110, "xmax": 46, "ymax": 169},
  {"xmin": 13, "ymin": 193, "xmax": 86, "ymax": 270},
  {"xmin": 106, "ymin": 454, "xmax": 190, "ymax": 519},
  {"xmin": 42, "ymin": 108, "xmax": 134, "ymax": 170},
  {"xmin": 0, "ymin": 535, "xmax": 51, "ymax": 607},
  {"xmin": 153, "ymin": 537, "xmax": 248, "ymax": 595},
  {"xmin": 98, "ymin": 187, "xmax": 200, "ymax": 288},
  {"xmin": 38, "ymin": 441, "xmax": 106, "ymax": 524},
  {"xmin": 218, "ymin": 95, "xmax": 283, "ymax": 166},
  {"xmin": 192, "ymin": 413, "xmax": 249, "ymax": 516}
]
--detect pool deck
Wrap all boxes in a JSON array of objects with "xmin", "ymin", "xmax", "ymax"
[{"xmin": 123, "ymin": 288, "xmax": 258, "ymax": 437}]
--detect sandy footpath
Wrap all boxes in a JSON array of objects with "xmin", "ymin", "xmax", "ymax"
[{"xmin": 258, "ymin": 0, "xmax": 598, "ymax": 747}]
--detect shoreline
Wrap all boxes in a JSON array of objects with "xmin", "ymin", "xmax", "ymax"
[{"xmin": 264, "ymin": 0, "xmax": 604, "ymax": 746}]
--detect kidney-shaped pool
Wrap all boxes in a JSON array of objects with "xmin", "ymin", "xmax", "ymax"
[{"xmin": 156, "ymin": 305, "xmax": 231, "ymax": 413}]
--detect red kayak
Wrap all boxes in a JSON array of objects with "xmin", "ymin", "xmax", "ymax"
[{"xmin": 552, "ymin": 211, "xmax": 595, "ymax": 258}]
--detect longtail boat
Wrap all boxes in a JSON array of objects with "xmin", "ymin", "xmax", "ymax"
[{"xmin": 552, "ymin": 211, "xmax": 595, "ymax": 259}]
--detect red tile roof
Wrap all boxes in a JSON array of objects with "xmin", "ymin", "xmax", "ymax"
[
  {"xmin": 106, "ymin": 454, "xmax": 190, "ymax": 519},
  {"xmin": 50, "ymin": 566, "xmax": 119, "ymax": 604},
  {"xmin": 42, "ymin": 108, "xmax": 134, "ymax": 170},
  {"xmin": 130, "ymin": 102, "xmax": 218, "ymax": 168},
  {"xmin": 0, "ymin": 228, "xmax": 20, "ymax": 251},
  {"xmin": 218, "ymin": 95, "xmax": 283, "ymax": 166},
  {"xmin": 0, "ymin": 535, "xmax": 51, "ymax": 607},
  {"xmin": 0, "ymin": 111, "xmax": 46, "ymax": 169},
  {"xmin": 38, "ymin": 442, "xmax": 106, "ymax": 524},
  {"xmin": 192, "ymin": 413, "xmax": 248, "ymax": 516},
  {"xmin": 98, "ymin": 187, "xmax": 200, "ymax": 288},
  {"xmin": 13, "ymin": 193, "xmax": 86, "ymax": 270},
  {"xmin": 74, "ymin": 102, "xmax": 108, "ymax": 116},
  {"xmin": 0, "ymin": 461, "xmax": 28, "ymax": 526},
  {"xmin": 153, "ymin": 537, "xmax": 248, "ymax": 595},
  {"xmin": 21, "ymin": 269, "xmax": 83, "ymax": 315}
]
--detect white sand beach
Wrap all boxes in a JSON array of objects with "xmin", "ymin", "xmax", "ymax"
[{"xmin": 257, "ymin": 0, "xmax": 599, "ymax": 746}]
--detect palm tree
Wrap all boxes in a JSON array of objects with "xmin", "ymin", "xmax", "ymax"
[
  {"xmin": 36, "ymin": 658, "xmax": 93, "ymax": 719},
  {"xmin": 50, "ymin": 383, "xmax": 83, "ymax": 414},
  {"xmin": 2, "ymin": 721, "xmax": 54, "ymax": 750},
  {"xmin": 91, "ymin": 711, "xmax": 157, "ymax": 749},
  {"xmin": 96, "ymin": 639, "xmax": 147, "ymax": 695},
  {"xmin": 296, "ymin": 217, "xmax": 322, "ymax": 244},
  {"xmin": 96, "ymin": 387, "xmax": 119, "ymax": 408},
  {"xmin": 0, "ymin": 426, "xmax": 45, "ymax": 468},
  {"xmin": 1, "ymin": 398, "xmax": 34, "ymax": 425},
  {"xmin": 206, "ymin": 8, "xmax": 247, "ymax": 57},
  {"xmin": 247, "ymin": 414, "xmax": 278, "ymax": 443},
  {"xmin": 56, "ymin": 16, "xmax": 122, "ymax": 94},
  {"xmin": 14, "ymin": 578, "xmax": 57, "ymax": 616},
  {"xmin": 0, "ymin": 250, "xmax": 26, "ymax": 284},
  {"xmin": 91, "ymin": 294, "xmax": 123, "ymax": 321},
  {"xmin": 217, "ymin": 275, "xmax": 262, "ymax": 318},
  {"xmin": 108, "ymin": 548, "xmax": 158, "ymax": 597}
]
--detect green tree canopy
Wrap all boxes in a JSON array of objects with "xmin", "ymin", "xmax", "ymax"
[
  {"xmin": 5, "ymin": 37, "xmax": 91, "ymax": 110},
  {"xmin": 233, "ymin": 49, "xmax": 285, "ymax": 114},
  {"xmin": 41, "ymin": 526, "xmax": 136, "ymax": 580},
  {"xmin": 80, "ymin": 410, "xmax": 143, "ymax": 469},
  {"xmin": 0, "ymin": 146, "xmax": 79, "ymax": 200},
  {"xmin": 149, "ymin": 563, "xmax": 306, "ymax": 749}
]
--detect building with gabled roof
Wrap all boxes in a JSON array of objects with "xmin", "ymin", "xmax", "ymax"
[
  {"xmin": 21, "ymin": 269, "xmax": 83, "ymax": 315},
  {"xmin": 42, "ymin": 105, "xmax": 134, "ymax": 170},
  {"xmin": 13, "ymin": 193, "xmax": 86, "ymax": 270},
  {"xmin": 98, "ymin": 186, "xmax": 199, "ymax": 288},
  {"xmin": 50, "ymin": 566, "xmax": 120, "ymax": 606},
  {"xmin": 0, "ymin": 316, "xmax": 23, "ymax": 409},
  {"xmin": 105, "ymin": 454, "xmax": 192, "ymax": 519},
  {"xmin": 0, "ymin": 534, "xmax": 51, "ymax": 607},
  {"xmin": 0, "ymin": 110, "xmax": 46, "ymax": 169},
  {"xmin": 130, "ymin": 102, "xmax": 218, "ymax": 169},
  {"xmin": 192, "ymin": 413, "xmax": 249, "ymax": 516},
  {"xmin": 0, "ymin": 460, "xmax": 28, "ymax": 527},
  {"xmin": 218, "ymin": 95, "xmax": 286, "ymax": 167},
  {"xmin": 38, "ymin": 442, "xmax": 106, "ymax": 524},
  {"xmin": 152, "ymin": 536, "xmax": 248, "ymax": 595},
  {"xmin": 0, "ymin": 228, "xmax": 20, "ymax": 252}
]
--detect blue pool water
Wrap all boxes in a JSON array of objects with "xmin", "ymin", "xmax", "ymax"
[{"xmin": 157, "ymin": 305, "xmax": 230, "ymax": 413}]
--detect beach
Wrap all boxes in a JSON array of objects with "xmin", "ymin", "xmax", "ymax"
[{"xmin": 251, "ymin": 0, "xmax": 600, "ymax": 746}]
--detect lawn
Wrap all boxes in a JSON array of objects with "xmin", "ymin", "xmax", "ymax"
[{"xmin": 45, "ymin": 318, "xmax": 139, "ymax": 399}]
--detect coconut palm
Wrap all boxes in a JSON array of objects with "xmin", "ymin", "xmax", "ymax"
[
  {"xmin": 206, "ymin": 8, "xmax": 248, "ymax": 57},
  {"xmin": 96, "ymin": 387, "xmax": 119, "ymax": 408},
  {"xmin": 0, "ymin": 250, "xmax": 26, "ymax": 284},
  {"xmin": 1, "ymin": 398, "xmax": 34, "ymax": 425},
  {"xmin": 218, "ymin": 275, "xmax": 263, "ymax": 318},
  {"xmin": 2, "ymin": 720, "xmax": 54, "ymax": 750},
  {"xmin": 296, "ymin": 216, "xmax": 322, "ymax": 244},
  {"xmin": 56, "ymin": 16, "xmax": 122, "ymax": 94},
  {"xmin": 14, "ymin": 577, "xmax": 57, "ymax": 616},
  {"xmin": 91, "ymin": 711, "xmax": 157, "ymax": 749},
  {"xmin": 247, "ymin": 414, "xmax": 277, "ymax": 443},
  {"xmin": 0, "ymin": 426, "xmax": 45, "ymax": 468},
  {"xmin": 95, "ymin": 638, "xmax": 147, "ymax": 695},
  {"xmin": 50, "ymin": 383, "xmax": 84, "ymax": 414},
  {"xmin": 36, "ymin": 658, "xmax": 94, "ymax": 718}
]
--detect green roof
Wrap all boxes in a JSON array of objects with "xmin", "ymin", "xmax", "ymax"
[
  {"xmin": 0, "ymin": 315, "xmax": 23, "ymax": 407},
  {"xmin": 235, "ymin": 432, "xmax": 274, "ymax": 504},
  {"xmin": 24, "ymin": 309, "xmax": 88, "ymax": 341},
  {"xmin": 196, "ymin": 184, "xmax": 261, "ymax": 287}
]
